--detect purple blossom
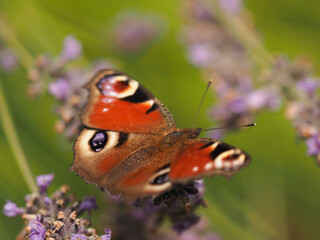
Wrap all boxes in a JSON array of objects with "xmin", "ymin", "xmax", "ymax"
[
  {"xmin": 0, "ymin": 49, "xmax": 17, "ymax": 72},
  {"xmin": 3, "ymin": 200, "xmax": 24, "ymax": 217},
  {"xmin": 36, "ymin": 174, "xmax": 54, "ymax": 192},
  {"xmin": 28, "ymin": 216, "xmax": 46, "ymax": 240},
  {"xmin": 48, "ymin": 78, "xmax": 70, "ymax": 101},
  {"xmin": 70, "ymin": 233, "xmax": 87, "ymax": 240},
  {"xmin": 228, "ymin": 98, "xmax": 247, "ymax": 114},
  {"xmin": 172, "ymin": 214, "xmax": 200, "ymax": 234},
  {"xmin": 61, "ymin": 35, "xmax": 82, "ymax": 61},
  {"xmin": 296, "ymin": 78, "xmax": 320, "ymax": 96},
  {"xmin": 79, "ymin": 196, "xmax": 97, "ymax": 214},
  {"xmin": 188, "ymin": 43, "xmax": 212, "ymax": 67},
  {"xmin": 246, "ymin": 88, "xmax": 281, "ymax": 110},
  {"xmin": 193, "ymin": 180, "xmax": 205, "ymax": 196},
  {"xmin": 306, "ymin": 134, "xmax": 320, "ymax": 156},
  {"xmin": 100, "ymin": 228, "xmax": 112, "ymax": 240},
  {"xmin": 112, "ymin": 13, "xmax": 161, "ymax": 54},
  {"xmin": 218, "ymin": 0, "xmax": 242, "ymax": 14}
]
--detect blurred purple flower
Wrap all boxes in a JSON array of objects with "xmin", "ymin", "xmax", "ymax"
[
  {"xmin": 101, "ymin": 228, "xmax": 112, "ymax": 240},
  {"xmin": 172, "ymin": 214, "xmax": 200, "ymax": 234},
  {"xmin": 61, "ymin": 35, "xmax": 82, "ymax": 61},
  {"xmin": 306, "ymin": 134, "xmax": 320, "ymax": 156},
  {"xmin": 296, "ymin": 78, "xmax": 320, "ymax": 96},
  {"xmin": 70, "ymin": 233, "xmax": 87, "ymax": 240},
  {"xmin": 36, "ymin": 174, "xmax": 54, "ymax": 192},
  {"xmin": 0, "ymin": 49, "xmax": 17, "ymax": 72},
  {"xmin": 218, "ymin": 0, "xmax": 242, "ymax": 13},
  {"xmin": 228, "ymin": 98, "xmax": 247, "ymax": 114},
  {"xmin": 28, "ymin": 216, "xmax": 46, "ymax": 240},
  {"xmin": 79, "ymin": 196, "xmax": 97, "ymax": 214},
  {"xmin": 193, "ymin": 180, "xmax": 205, "ymax": 196},
  {"xmin": 246, "ymin": 88, "xmax": 281, "ymax": 110},
  {"xmin": 3, "ymin": 200, "xmax": 24, "ymax": 217},
  {"xmin": 48, "ymin": 78, "xmax": 70, "ymax": 101},
  {"xmin": 112, "ymin": 12, "xmax": 162, "ymax": 54},
  {"xmin": 188, "ymin": 43, "xmax": 212, "ymax": 67}
]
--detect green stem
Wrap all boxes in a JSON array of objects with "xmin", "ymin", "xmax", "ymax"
[
  {"xmin": 213, "ymin": 1, "xmax": 273, "ymax": 68},
  {"xmin": 0, "ymin": 16, "xmax": 34, "ymax": 69},
  {"xmin": 0, "ymin": 80, "xmax": 38, "ymax": 193}
]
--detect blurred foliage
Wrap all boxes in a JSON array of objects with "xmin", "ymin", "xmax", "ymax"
[{"xmin": 0, "ymin": 0, "xmax": 320, "ymax": 239}]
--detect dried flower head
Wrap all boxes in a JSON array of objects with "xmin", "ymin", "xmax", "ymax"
[{"xmin": 3, "ymin": 174, "xmax": 111, "ymax": 240}]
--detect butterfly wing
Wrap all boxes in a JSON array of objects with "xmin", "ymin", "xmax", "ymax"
[
  {"xmin": 169, "ymin": 138, "xmax": 250, "ymax": 182},
  {"xmin": 81, "ymin": 69, "xmax": 176, "ymax": 133},
  {"xmin": 71, "ymin": 128, "xmax": 174, "ymax": 200}
]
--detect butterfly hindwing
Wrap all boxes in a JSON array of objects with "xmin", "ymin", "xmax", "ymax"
[
  {"xmin": 81, "ymin": 70, "xmax": 176, "ymax": 133},
  {"xmin": 72, "ymin": 127, "xmax": 174, "ymax": 200},
  {"xmin": 169, "ymin": 138, "xmax": 250, "ymax": 182}
]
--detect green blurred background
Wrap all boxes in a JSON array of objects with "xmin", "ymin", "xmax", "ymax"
[{"xmin": 1, "ymin": 0, "xmax": 320, "ymax": 239}]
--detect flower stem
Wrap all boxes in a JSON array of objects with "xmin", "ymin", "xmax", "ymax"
[
  {"xmin": 0, "ymin": 16, "xmax": 34, "ymax": 69},
  {"xmin": 0, "ymin": 79, "xmax": 38, "ymax": 193}
]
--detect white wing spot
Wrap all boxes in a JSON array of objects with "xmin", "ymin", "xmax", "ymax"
[
  {"xmin": 192, "ymin": 166, "xmax": 199, "ymax": 172},
  {"xmin": 204, "ymin": 162, "xmax": 213, "ymax": 171}
]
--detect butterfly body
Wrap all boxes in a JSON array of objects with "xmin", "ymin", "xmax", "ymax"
[{"xmin": 71, "ymin": 70, "xmax": 250, "ymax": 200}]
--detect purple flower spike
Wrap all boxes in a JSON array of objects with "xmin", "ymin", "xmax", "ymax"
[
  {"xmin": 296, "ymin": 78, "xmax": 320, "ymax": 96},
  {"xmin": 193, "ymin": 180, "xmax": 205, "ymax": 196},
  {"xmin": 228, "ymin": 98, "xmax": 247, "ymax": 114},
  {"xmin": 100, "ymin": 228, "xmax": 112, "ymax": 240},
  {"xmin": 3, "ymin": 200, "xmax": 24, "ymax": 217},
  {"xmin": 79, "ymin": 196, "xmax": 97, "ymax": 214},
  {"xmin": 218, "ymin": 0, "xmax": 242, "ymax": 14},
  {"xmin": 188, "ymin": 43, "xmax": 212, "ymax": 67},
  {"xmin": 172, "ymin": 214, "xmax": 200, "ymax": 234},
  {"xmin": 28, "ymin": 216, "xmax": 46, "ymax": 240},
  {"xmin": 306, "ymin": 134, "xmax": 320, "ymax": 156},
  {"xmin": 70, "ymin": 233, "xmax": 87, "ymax": 240},
  {"xmin": 48, "ymin": 78, "xmax": 70, "ymax": 101},
  {"xmin": 36, "ymin": 174, "xmax": 54, "ymax": 192},
  {"xmin": 61, "ymin": 35, "xmax": 82, "ymax": 62},
  {"xmin": 0, "ymin": 49, "xmax": 17, "ymax": 72}
]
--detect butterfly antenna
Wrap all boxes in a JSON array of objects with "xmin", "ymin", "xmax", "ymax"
[
  {"xmin": 200, "ymin": 123, "xmax": 256, "ymax": 132},
  {"xmin": 191, "ymin": 79, "xmax": 213, "ymax": 128}
]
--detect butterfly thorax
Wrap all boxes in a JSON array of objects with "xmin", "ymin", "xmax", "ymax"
[{"xmin": 159, "ymin": 128, "xmax": 201, "ymax": 150}]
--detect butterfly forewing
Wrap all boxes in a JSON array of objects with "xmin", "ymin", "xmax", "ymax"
[{"xmin": 81, "ymin": 70, "xmax": 176, "ymax": 133}]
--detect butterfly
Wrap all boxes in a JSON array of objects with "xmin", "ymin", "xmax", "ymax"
[{"xmin": 71, "ymin": 70, "xmax": 250, "ymax": 201}]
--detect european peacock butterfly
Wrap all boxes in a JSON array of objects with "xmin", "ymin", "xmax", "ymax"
[{"xmin": 71, "ymin": 70, "xmax": 250, "ymax": 200}]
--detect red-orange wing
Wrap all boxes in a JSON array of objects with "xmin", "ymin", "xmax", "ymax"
[
  {"xmin": 82, "ymin": 70, "xmax": 176, "ymax": 133},
  {"xmin": 169, "ymin": 139, "xmax": 250, "ymax": 182}
]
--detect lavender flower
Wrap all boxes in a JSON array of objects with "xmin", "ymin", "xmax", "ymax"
[
  {"xmin": 3, "ymin": 174, "xmax": 111, "ymax": 239},
  {"xmin": 187, "ymin": 43, "xmax": 212, "ymax": 67},
  {"xmin": 218, "ymin": 0, "xmax": 242, "ymax": 14},
  {"xmin": 3, "ymin": 200, "xmax": 24, "ymax": 217},
  {"xmin": 0, "ymin": 48, "xmax": 17, "ymax": 72},
  {"xmin": 296, "ymin": 77, "xmax": 320, "ymax": 96},
  {"xmin": 28, "ymin": 215, "xmax": 46, "ymax": 240},
  {"xmin": 306, "ymin": 134, "xmax": 320, "ymax": 156},
  {"xmin": 70, "ymin": 233, "xmax": 87, "ymax": 240},
  {"xmin": 36, "ymin": 173, "xmax": 54, "ymax": 192},
  {"xmin": 100, "ymin": 228, "xmax": 112, "ymax": 240},
  {"xmin": 48, "ymin": 78, "xmax": 70, "ymax": 101},
  {"xmin": 60, "ymin": 35, "xmax": 82, "ymax": 62},
  {"xmin": 111, "ymin": 11, "xmax": 164, "ymax": 54},
  {"xmin": 79, "ymin": 196, "xmax": 97, "ymax": 215}
]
